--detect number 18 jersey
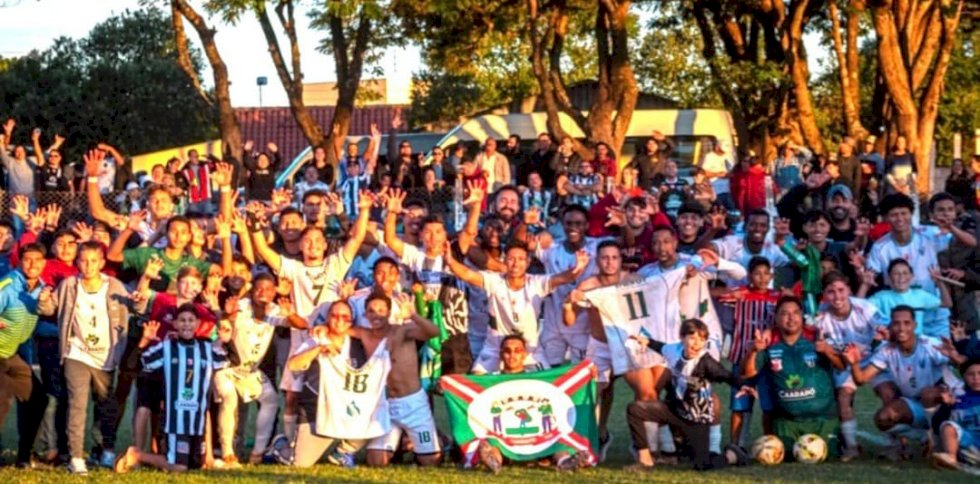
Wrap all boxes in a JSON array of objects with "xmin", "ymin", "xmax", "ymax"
[{"xmin": 313, "ymin": 336, "xmax": 392, "ymax": 440}]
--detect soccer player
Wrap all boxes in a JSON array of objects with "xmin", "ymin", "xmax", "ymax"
[
  {"xmin": 114, "ymin": 306, "xmax": 228, "ymax": 473},
  {"xmin": 742, "ymin": 296, "xmax": 846, "ymax": 458},
  {"xmin": 932, "ymin": 358, "xmax": 980, "ymax": 470},
  {"xmin": 626, "ymin": 319, "xmax": 751, "ymax": 471},
  {"xmin": 444, "ymin": 240, "xmax": 589, "ymax": 374},
  {"xmin": 859, "ymin": 259, "xmax": 952, "ymax": 334},
  {"xmin": 813, "ymin": 270, "xmax": 889, "ymax": 461},
  {"xmin": 355, "ymin": 293, "xmax": 442, "ymax": 467},
  {"xmin": 843, "ymin": 305, "xmax": 959, "ymax": 461}
]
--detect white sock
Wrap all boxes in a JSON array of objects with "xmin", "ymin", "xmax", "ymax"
[
  {"xmin": 841, "ymin": 419, "xmax": 858, "ymax": 449},
  {"xmin": 709, "ymin": 425, "xmax": 721, "ymax": 454},
  {"xmin": 644, "ymin": 422, "xmax": 659, "ymax": 452},
  {"xmin": 283, "ymin": 414, "xmax": 298, "ymax": 443},
  {"xmin": 659, "ymin": 426, "xmax": 676, "ymax": 454}
]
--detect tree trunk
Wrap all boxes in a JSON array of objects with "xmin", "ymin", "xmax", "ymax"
[
  {"xmin": 783, "ymin": 0, "xmax": 824, "ymax": 153},
  {"xmin": 255, "ymin": 2, "xmax": 325, "ymax": 151},
  {"xmin": 172, "ymin": 0, "xmax": 242, "ymax": 162},
  {"xmin": 321, "ymin": 9, "xmax": 372, "ymax": 165},
  {"xmin": 828, "ymin": 0, "xmax": 868, "ymax": 139}
]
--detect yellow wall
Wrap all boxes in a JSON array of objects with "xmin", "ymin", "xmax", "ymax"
[{"xmin": 130, "ymin": 140, "xmax": 222, "ymax": 175}]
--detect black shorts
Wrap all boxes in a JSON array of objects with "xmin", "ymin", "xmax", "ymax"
[
  {"xmin": 165, "ymin": 433, "xmax": 203, "ymax": 469},
  {"xmin": 136, "ymin": 373, "xmax": 165, "ymax": 413}
]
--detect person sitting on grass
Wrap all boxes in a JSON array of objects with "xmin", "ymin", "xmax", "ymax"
[
  {"xmin": 932, "ymin": 358, "xmax": 980, "ymax": 470},
  {"xmin": 742, "ymin": 296, "xmax": 847, "ymax": 460},
  {"xmin": 842, "ymin": 305, "xmax": 962, "ymax": 461},
  {"xmin": 114, "ymin": 305, "xmax": 228, "ymax": 473},
  {"xmin": 625, "ymin": 318, "xmax": 753, "ymax": 472},
  {"xmin": 474, "ymin": 335, "xmax": 591, "ymax": 474}
]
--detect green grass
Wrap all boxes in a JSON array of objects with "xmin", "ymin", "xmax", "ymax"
[{"xmin": 0, "ymin": 378, "xmax": 974, "ymax": 482}]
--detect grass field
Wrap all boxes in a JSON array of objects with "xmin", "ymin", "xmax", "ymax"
[{"xmin": 0, "ymin": 377, "xmax": 974, "ymax": 483}]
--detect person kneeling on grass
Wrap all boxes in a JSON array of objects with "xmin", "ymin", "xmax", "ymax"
[
  {"xmin": 842, "ymin": 305, "xmax": 962, "ymax": 461},
  {"xmin": 115, "ymin": 305, "xmax": 228, "ymax": 473},
  {"xmin": 474, "ymin": 335, "xmax": 591, "ymax": 474},
  {"xmin": 625, "ymin": 319, "xmax": 753, "ymax": 471},
  {"xmin": 742, "ymin": 296, "xmax": 847, "ymax": 460},
  {"xmin": 932, "ymin": 358, "xmax": 980, "ymax": 470}
]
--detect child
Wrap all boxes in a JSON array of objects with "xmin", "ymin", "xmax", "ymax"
[
  {"xmin": 720, "ymin": 256, "xmax": 781, "ymax": 448},
  {"xmin": 742, "ymin": 296, "xmax": 846, "ymax": 458},
  {"xmin": 114, "ymin": 304, "xmax": 228, "ymax": 473},
  {"xmin": 860, "ymin": 258, "xmax": 952, "ymax": 335},
  {"xmin": 627, "ymin": 319, "xmax": 751, "ymax": 471},
  {"xmin": 813, "ymin": 270, "xmax": 889, "ymax": 461},
  {"xmin": 690, "ymin": 167, "xmax": 716, "ymax": 211},
  {"xmin": 520, "ymin": 172, "xmax": 554, "ymax": 225},
  {"xmin": 842, "ymin": 305, "xmax": 960, "ymax": 461},
  {"xmin": 933, "ymin": 358, "xmax": 980, "ymax": 469}
]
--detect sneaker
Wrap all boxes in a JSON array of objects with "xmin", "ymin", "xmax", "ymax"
[
  {"xmin": 267, "ymin": 434, "xmax": 294, "ymax": 465},
  {"xmin": 655, "ymin": 452, "xmax": 679, "ymax": 466},
  {"xmin": 598, "ymin": 432, "xmax": 613, "ymax": 463},
  {"xmin": 98, "ymin": 450, "xmax": 117, "ymax": 469},
  {"xmin": 841, "ymin": 446, "xmax": 861, "ymax": 463},
  {"xmin": 556, "ymin": 452, "xmax": 588, "ymax": 472},
  {"xmin": 327, "ymin": 451, "xmax": 356, "ymax": 469},
  {"xmin": 932, "ymin": 452, "xmax": 959, "ymax": 470},
  {"xmin": 724, "ymin": 444, "xmax": 748, "ymax": 466},
  {"xmin": 478, "ymin": 440, "xmax": 502, "ymax": 474},
  {"xmin": 67, "ymin": 457, "xmax": 89, "ymax": 476}
]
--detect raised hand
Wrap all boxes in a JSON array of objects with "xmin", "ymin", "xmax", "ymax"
[
  {"xmin": 524, "ymin": 206, "xmax": 542, "ymax": 226},
  {"xmin": 214, "ymin": 214, "xmax": 232, "ymax": 239},
  {"xmin": 127, "ymin": 209, "xmax": 147, "ymax": 232},
  {"xmin": 212, "ymin": 162, "xmax": 234, "ymax": 187},
  {"xmin": 395, "ymin": 293, "xmax": 414, "ymax": 321},
  {"xmin": 707, "ymin": 205, "xmax": 727, "ymax": 230},
  {"xmin": 572, "ymin": 249, "xmax": 590, "ymax": 274},
  {"xmin": 26, "ymin": 207, "xmax": 47, "ymax": 234},
  {"xmin": 145, "ymin": 255, "xmax": 165, "ymax": 281},
  {"xmin": 84, "ymin": 149, "xmax": 106, "ymax": 177},
  {"xmin": 9, "ymin": 195, "xmax": 29, "ymax": 221},
  {"xmin": 873, "ymin": 324, "xmax": 890, "ymax": 342},
  {"xmin": 847, "ymin": 249, "xmax": 866, "ymax": 270},
  {"xmin": 357, "ymin": 189, "xmax": 375, "ymax": 212},
  {"xmin": 386, "ymin": 188, "xmax": 406, "ymax": 214},
  {"xmin": 142, "ymin": 320, "xmax": 162, "ymax": 344},
  {"xmin": 276, "ymin": 295, "xmax": 295, "ymax": 317},
  {"xmin": 463, "ymin": 181, "xmax": 485, "ymax": 207},
  {"xmin": 752, "ymin": 329, "xmax": 770, "ymax": 352},
  {"xmin": 935, "ymin": 337, "xmax": 961, "ymax": 361},
  {"xmin": 266, "ymin": 142, "xmax": 278, "ymax": 153},
  {"xmin": 370, "ymin": 123, "xmax": 380, "ymax": 138},
  {"xmin": 2, "ymin": 118, "xmax": 14, "ymax": 135},
  {"xmin": 71, "ymin": 221, "xmax": 94, "ymax": 242},
  {"xmin": 604, "ymin": 206, "xmax": 626, "ymax": 227},
  {"xmin": 44, "ymin": 204, "xmax": 62, "ymax": 229},
  {"xmin": 270, "ymin": 188, "xmax": 293, "ymax": 209},
  {"xmin": 338, "ymin": 278, "xmax": 358, "ymax": 301},
  {"xmin": 244, "ymin": 140, "xmax": 255, "ymax": 152},
  {"xmin": 859, "ymin": 268, "xmax": 877, "ymax": 288},
  {"xmin": 391, "ymin": 108, "xmax": 403, "ymax": 130},
  {"xmin": 30, "ymin": 127, "xmax": 40, "ymax": 143}
]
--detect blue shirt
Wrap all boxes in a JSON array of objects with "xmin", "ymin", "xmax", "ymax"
[
  {"xmin": 0, "ymin": 270, "xmax": 44, "ymax": 359},
  {"xmin": 868, "ymin": 288, "xmax": 941, "ymax": 335}
]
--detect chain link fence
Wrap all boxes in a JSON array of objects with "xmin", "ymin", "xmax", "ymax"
[{"xmin": 0, "ymin": 190, "xmax": 125, "ymax": 227}]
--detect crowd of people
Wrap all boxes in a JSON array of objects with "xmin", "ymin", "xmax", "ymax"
[{"xmin": 0, "ymin": 113, "xmax": 978, "ymax": 475}]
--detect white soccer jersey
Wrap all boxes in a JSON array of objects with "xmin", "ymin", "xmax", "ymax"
[
  {"xmin": 814, "ymin": 297, "xmax": 887, "ymax": 352},
  {"xmin": 636, "ymin": 253, "xmax": 731, "ymax": 346},
  {"xmin": 868, "ymin": 337, "xmax": 952, "ymax": 399},
  {"xmin": 481, "ymin": 272, "xmax": 552, "ymax": 343},
  {"xmin": 536, "ymin": 238, "xmax": 602, "ymax": 335},
  {"xmin": 866, "ymin": 229, "xmax": 942, "ymax": 294},
  {"xmin": 312, "ymin": 336, "xmax": 392, "ymax": 440},
  {"xmin": 713, "ymin": 234, "xmax": 790, "ymax": 284},
  {"xmin": 278, "ymin": 253, "xmax": 353, "ymax": 353},
  {"xmin": 228, "ymin": 299, "xmax": 285, "ymax": 372},
  {"xmin": 582, "ymin": 268, "xmax": 687, "ymax": 375}
]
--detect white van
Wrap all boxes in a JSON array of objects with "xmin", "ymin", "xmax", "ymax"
[{"xmin": 428, "ymin": 109, "xmax": 738, "ymax": 172}]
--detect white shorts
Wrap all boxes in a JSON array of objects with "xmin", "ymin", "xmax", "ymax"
[
  {"xmin": 585, "ymin": 338, "xmax": 613, "ymax": 384},
  {"xmin": 279, "ymin": 367, "xmax": 304, "ymax": 392},
  {"xmin": 541, "ymin": 331, "xmax": 589, "ymax": 367},
  {"xmin": 367, "ymin": 388, "xmax": 441, "ymax": 455},
  {"xmin": 471, "ymin": 334, "xmax": 549, "ymax": 374},
  {"xmin": 833, "ymin": 359, "xmax": 892, "ymax": 390},
  {"xmin": 215, "ymin": 367, "xmax": 274, "ymax": 403}
]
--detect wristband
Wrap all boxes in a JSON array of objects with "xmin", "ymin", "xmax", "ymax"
[{"xmin": 87, "ymin": 176, "xmax": 98, "ymax": 183}]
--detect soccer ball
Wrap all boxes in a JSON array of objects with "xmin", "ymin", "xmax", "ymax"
[
  {"xmin": 752, "ymin": 435, "xmax": 785, "ymax": 465},
  {"xmin": 793, "ymin": 434, "xmax": 827, "ymax": 464}
]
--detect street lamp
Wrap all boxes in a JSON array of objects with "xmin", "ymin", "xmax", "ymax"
[{"xmin": 257, "ymin": 76, "xmax": 268, "ymax": 107}]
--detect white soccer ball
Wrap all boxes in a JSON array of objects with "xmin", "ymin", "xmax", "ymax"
[
  {"xmin": 793, "ymin": 434, "xmax": 827, "ymax": 464},
  {"xmin": 752, "ymin": 435, "xmax": 785, "ymax": 466}
]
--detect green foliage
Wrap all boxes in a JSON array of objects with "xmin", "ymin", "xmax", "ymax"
[
  {"xmin": 0, "ymin": 7, "xmax": 216, "ymax": 161},
  {"xmin": 936, "ymin": 28, "xmax": 979, "ymax": 163},
  {"xmin": 634, "ymin": 7, "xmax": 720, "ymax": 107}
]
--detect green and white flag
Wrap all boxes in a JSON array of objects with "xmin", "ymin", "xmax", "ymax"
[{"xmin": 441, "ymin": 361, "xmax": 598, "ymax": 465}]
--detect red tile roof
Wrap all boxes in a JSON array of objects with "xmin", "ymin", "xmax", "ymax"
[{"xmin": 235, "ymin": 105, "xmax": 408, "ymax": 161}]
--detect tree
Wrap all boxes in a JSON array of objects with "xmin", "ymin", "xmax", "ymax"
[
  {"xmin": 634, "ymin": 7, "xmax": 721, "ymax": 108},
  {"xmin": 870, "ymin": 0, "xmax": 964, "ymax": 194},
  {"xmin": 825, "ymin": 0, "xmax": 869, "ymax": 139},
  {"xmin": 0, "ymin": 7, "xmax": 216, "ymax": 161},
  {"xmin": 172, "ymin": 0, "xmax": 243, "ymax": 162}
]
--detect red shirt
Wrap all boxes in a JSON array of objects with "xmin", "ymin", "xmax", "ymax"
[
  {"xmin": 461, "ymin": 170, "xmax": 489, "ymax": 211},
  {"xmin": 148, "ymin": 292, "xmax": 216, "ymax": 339},
  {"xmin": 594, "ymin": 156, "xmax": 617, "ymax": 181}
]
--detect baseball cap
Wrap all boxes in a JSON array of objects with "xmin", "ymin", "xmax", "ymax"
[
  {"xmin": 125, "ymin": 181, "xmax": 140, "ymax": 191},
  {"xmin": 827, "ymin": 184, "xmax": 853, "ymax": 200}
]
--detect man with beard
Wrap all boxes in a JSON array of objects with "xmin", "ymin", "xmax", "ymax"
[{"xmin": 826, "ymin": 185, "xmax": 859, "ymax": 243}]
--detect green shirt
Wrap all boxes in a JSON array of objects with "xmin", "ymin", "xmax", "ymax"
[
  {"xmin": 122, "ymin": 247, "xmax": 211, "ymax": 294},
  {"xmin": 755, "ymin": 337, "xmax": 836, "ymax": 419}
]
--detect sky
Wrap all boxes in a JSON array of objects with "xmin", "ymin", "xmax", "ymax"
[{"xmin": 0, "ymin": 0, "xmax": 829, "ymax": 109}]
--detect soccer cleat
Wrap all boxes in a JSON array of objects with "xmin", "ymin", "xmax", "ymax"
[
  {"xmin": 724, "ymin": 444, "xmax": 748, "ymax": 466},
  {"xmin": 478, "ymin": 440, "xmax": 502, "ymax": 475},
  {"xmin": 840, "ymin": 446, "xmax": 860, "ymax": 463},
  {"xmin": 67, "ymin": 457, "xmax": 89, "ymax": 476},
  {"xmin": 267, "ymin": 434, "xmax": 294, "ymax": 465},
  {"xmin": 598, "ymin": 432, "xmax": 613, "ymax": 463},
  {"xmin": 556, "ymin": 452, "xmax": 588, "ymax": 472},
  {"xmin": 327, "ymin": 451, "xmax": 356, "ymax": 469}
]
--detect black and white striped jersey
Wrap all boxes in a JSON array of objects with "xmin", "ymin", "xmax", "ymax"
[{"xmin": 142, "ymin": 338, "xmax": 228, "ymax": 436}]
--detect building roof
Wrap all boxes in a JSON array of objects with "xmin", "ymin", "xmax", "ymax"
[{"xmin": 235, "ymin": 105, "xmax": 408, "ymax": 162}]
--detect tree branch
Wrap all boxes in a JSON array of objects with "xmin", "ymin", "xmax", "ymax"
[{"xmin": 171, "ymin": 1, "xmax": 213, "ymax": 107}]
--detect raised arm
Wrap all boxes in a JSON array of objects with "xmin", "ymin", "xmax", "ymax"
[
  {"xmin": 31, "ymin": 129, "xmax": 45, "ymax": 167},
  {"xmin": 456, "ymin": 181, "xmax": 485, "ymax": 254},
  {"xmin": 83, "ymin": 149, "xmax": 122, "ymax": 226},
  {"xmin": 97, "ymin": 142, "xmax": 126, "ymax": 167},
  {"xmin": 443, "ymin": 241, "xmax": 484, "ymax": 288},
  {"xmin": 548, "ymin": 249, "xmax": 589, "ymax": 288},
  {"xmin": 287, "ymin": 343, "xmax": 324, "ymax": 373},
  {"xmin": 741, "ymin": 329, "xmax": 770, "ymax": 379},
  {"xmin": 382, "ymin": 188, "xmax": 407, "ymax": 258},
  {"xmin": 247, "ymin": 210, "xmax": 281, "ymax": 273},
  {"xmin": 107, "ymin": 210, "xmax": 146, "ymax": 263},
  {"xmin": 341, "ymin": 190, "xmax": 374, "ymax": 262},
  {"xmin": 365, "ymin": 123, "xmax": 381, "ymax": 170}
]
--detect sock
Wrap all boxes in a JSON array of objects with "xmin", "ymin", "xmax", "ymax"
[
  {"xmin": 283, "ymin": 414, "xmax": 298, "ymax": 443},
  {"xmin": 841, "ymin": 419, "xmax": 858, "ymax": 449},
  {"xmin": 709, "ymin": 425, "xmax": 721, "ymax": 454},
  {"xmin": 659, "ymin": 426, "xmax": 676, "ymax": 454},
  {"xmin": 644, "ymin": 422, "xmax": 659, "ymax": 453}
]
